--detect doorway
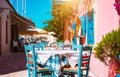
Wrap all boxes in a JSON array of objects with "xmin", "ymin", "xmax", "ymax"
[{"xmin": 11, "ymin": 25, "xmax": 19, "ymax": 52}]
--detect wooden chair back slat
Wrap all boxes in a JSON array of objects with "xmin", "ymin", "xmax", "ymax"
[
  {"xmin": 28, "ymin": 61, "xmax": 34, "ymax": 64},
  {"xmin": 28, "ymin": 54, "xmax": 33, "ymax": 58}
]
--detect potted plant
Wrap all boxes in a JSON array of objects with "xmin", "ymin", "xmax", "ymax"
[{"xmin": 94, "ymin": 28, "xmax": 120, "ymax": 77}]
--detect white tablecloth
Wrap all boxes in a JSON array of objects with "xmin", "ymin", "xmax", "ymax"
[{"xmin": 35, "ymin": 50, "xmax": 79, "ymax": 67}]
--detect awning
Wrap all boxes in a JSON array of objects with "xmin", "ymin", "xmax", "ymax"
[{"xmin": 19, "ymin": 28, "xmax": 48, "ymax": 35}]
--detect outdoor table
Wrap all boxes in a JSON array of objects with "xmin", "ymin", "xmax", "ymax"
[{"xmin": 35, "ymin": 50, "xmax": 79, "ymax": 77}]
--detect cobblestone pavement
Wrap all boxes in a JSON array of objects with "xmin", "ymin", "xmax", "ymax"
[{"xmin": 0, "ymin": 52, "xmax": 27, "ymax": 77}]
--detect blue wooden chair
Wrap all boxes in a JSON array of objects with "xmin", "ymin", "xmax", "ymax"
[
  {"xmin": 24, "ymin": 44, "xmax": 52, "ymax": 77},
  {"xmin": 63, "ymin": 45, "xmax": 92, "ymax": 77},
  {"xmin": 56, "ymin": 42, "xmax": 64, "ymax": 49},
  {"xmin": 41, "ymin": 41, "xmax": 48, "ymax": 47},
  {"xmin": 34, "ymin": 42, "xmax": 44, "ymax": 51}
]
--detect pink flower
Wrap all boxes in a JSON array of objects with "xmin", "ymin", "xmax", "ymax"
[{"xmin": 114, "ymin": 1, "xmax": 120, "ymax": 15}]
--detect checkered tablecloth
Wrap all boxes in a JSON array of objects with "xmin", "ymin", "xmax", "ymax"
[
  {"xmin": 45, "ymin": 54, "xmax": 68, "ymax": 75},
  {"xmin": 36, "ymin": 50, "xmax": 79, "ymax": 77}
]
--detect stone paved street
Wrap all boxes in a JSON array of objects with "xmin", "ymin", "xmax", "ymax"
[{"xmin": 0, "ymin": 52, "xmax": 27, "ymax": 77}]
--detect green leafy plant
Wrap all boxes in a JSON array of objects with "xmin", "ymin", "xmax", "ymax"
[
  {"xmin": 43, "ymin": 1, "xmax": 75, "ymax": 41},
  {"xmin": 94, "ymin": 28, "xmax": 120, "ymax": 71}
]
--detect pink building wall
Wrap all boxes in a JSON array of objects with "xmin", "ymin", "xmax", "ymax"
[
  {"xmin": 90, "ymin": 0, "xmax": 119, "ymax": 77},
  {"xmin": 95, "ymin": 0, "xmax": 119, "ymax": 43},
  {"xmin": 0, "ymin": 0, "xmax": 13, "ymax": 55},
  {"xmin": 90, "ymin": 53, "xmax": 109, "ymax": 77}
]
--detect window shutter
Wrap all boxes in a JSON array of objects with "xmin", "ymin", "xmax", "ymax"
[{"xmin": 86, "ymin": 9, "xmax": 94, "ymax": 44}]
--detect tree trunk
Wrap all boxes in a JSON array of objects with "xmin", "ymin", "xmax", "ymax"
[{"xmin": 64, "ymin": 19, "xmax": 70, "ymax": 44}]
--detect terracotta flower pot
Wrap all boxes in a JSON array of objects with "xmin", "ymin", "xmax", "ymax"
[
  {"xmin": 116, "ymin": 71, "xmax": 120, "ymax": 77},
  {"xmin": 80, "ymin": 36, "xmax": 86, "ymax": 45}
]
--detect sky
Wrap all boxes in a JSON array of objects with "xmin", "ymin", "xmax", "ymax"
[{"xmin": 10, "ymin": 0, "xmax": 53, "ymax": 28}]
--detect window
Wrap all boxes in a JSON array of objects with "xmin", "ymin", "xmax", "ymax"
[
  {"xmin": 80, "ymin": 9, "xmax": 94, "ymax": 44},
  {"xmin": 6, "ymin": 21, "xmax": 8, "ymax": 44},
  {"xmin": 86, "ymin": 9, "xmax": 94, "ymax": 44}
]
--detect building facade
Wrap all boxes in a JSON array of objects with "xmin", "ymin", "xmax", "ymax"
[{"xmin": 0, "ymin": 0, "xmax": 35, "ymax": 55}]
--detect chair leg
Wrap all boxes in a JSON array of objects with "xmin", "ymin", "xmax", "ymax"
[
  {"xmin": 86, "ymin": 67, "xmax": 90, "ymax": 77},
  {"xmin": 28, "ymin": 69, "xmax": 31, "ymax": 77},
  {"xmin": 86, "ymin": 70, "xmax": 89, "ymax": 77},
  {"xmin": 71, "ymin": 73, "xmax": 75, "ymax": 77},
  {"xmin": 63, "ymin": 72, "xmax": 76, "ymax": 77}
]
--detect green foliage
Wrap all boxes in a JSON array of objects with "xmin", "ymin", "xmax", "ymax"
[
  {"xmin": 94, "ymin": 28, "xmax": 120, "ymax": 67},
  {"xmin": 43, "ymin": 17, "xmax": 64, "ymax": 41},
  {"xmin": 43, "ymin": 2, "xmax": 75, "ymax": 41},
  {"xmin": 56, "ymin": 39, "xmax": 63, "ymax": 42}
]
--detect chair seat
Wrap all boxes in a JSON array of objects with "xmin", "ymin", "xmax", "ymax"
[
  {"xmin": 64, "ymin": 66, "xmax": 87, "ymax": 71},
  {"xmin": 30, "ymin": 66, "xmax": 49, "ymax": 71}
]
